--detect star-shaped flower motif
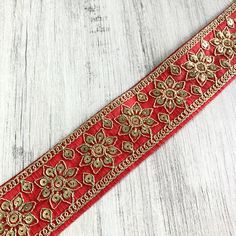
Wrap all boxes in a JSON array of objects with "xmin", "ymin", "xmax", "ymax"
[
  {"xmin": 149, "ymin": 76, "xmax": 190, "ymax": 114},
  {"xmin": 0, "ymin": 193, "xmax": 38, "ymax": 236},
  {"xmin": 182, "ymin": 49, "xmax": 220, "ymax": 86},
  {"xmin": 210, "ymin": 26, "xmax": 236, "ymax": 59},
  {"xmin": 76, "ymin": 129, "xmax": 122, "ymax": 174},
  {"xmin": 115, "ymin": 102, "xmax": 158, "ymax": 142},
  {"xmin": 35, "ymin": 160, "xmax": 82, "ymax": 209}
]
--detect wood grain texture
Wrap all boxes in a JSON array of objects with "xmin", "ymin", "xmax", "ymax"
[{"xmin": 0, "ymin": 0, "xmax": 235, "ymax": 235}]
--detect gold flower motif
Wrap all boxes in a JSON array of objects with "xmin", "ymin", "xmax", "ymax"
[
  {"xmin": 115, "ymin": 102, "xmax": 158, "ymax": 142},
  {"xmin": 182, "ymin": 49, "xmax": 220, "ymax": 86},
  {"xmin": 0, "ymin": 193, "xmax": 38, "ymax": 236},
  {"xmin": 35, "ymin": 160, "xmax": 82, "ymax": 209},
  {"xmin": 210, "ymin": 27, "xmax": 236, "ymax": 59},
  {"xmin": 76, "ymin": 129, "xmax": 122, "ymax": 174},
  {"xmin": 149, "ymin": 76, "xmax": 190, "ymax": 114}
]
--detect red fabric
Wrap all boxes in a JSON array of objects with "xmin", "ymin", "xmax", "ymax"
[{"xmin": 1, "ymin": 3, "xmax": 236, "ymax": 236}]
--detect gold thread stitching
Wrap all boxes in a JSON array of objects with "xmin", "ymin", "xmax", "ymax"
[
  {"xmin": 0, "ymin": 193, "xmax": 38, "ymax": 235},
  {"xmin": 34, "ymin": 161, "xmax": 82, "ymax": 209},
  {"xmin": 149, "ymin": 76, "xmax": 190, "ymax": 114},
  {"xmin": 115, "ymin": 102, "xmax": 158, "ymax": 142},
  {"xmin": 76, "ymin": 128, "xmax": 122, "ymax": 175},
  {"xmin": 37, "ymin": 65, "xmax": 236, "ymax": 235},
  {"xmin": 1, "ymin": 3, "xmax": 235, "ymax": 198}
]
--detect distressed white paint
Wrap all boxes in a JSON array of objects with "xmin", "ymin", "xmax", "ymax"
[{"xmin": 0, "ymin": 0, "xmax": 235, "ymax": 235}]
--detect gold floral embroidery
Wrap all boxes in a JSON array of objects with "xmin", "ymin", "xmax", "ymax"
[
  {"xmin": 170, "ymin": 64, "xmax": 181, "ymax": 75},
  {"xmin": 83, "ymin": 173, "xmax": 95, "ymax": 186},
  {"xmin": 122, "ymin": 141, "xmax": 134, "ymax": 153},
  {"xmin": 115, "ymin": 102, "xmax": 158, "ymax": 142},
  {"xmin": 1, "ymin": 3, "xmax": 235, "ymax": 202},
  {"xmin": 40, "ymin": 208, "xmax": 53, "ymax": 223},
  {"xmin": 102, "ymin": 118, "xmax": 113, "ymax": 129},
  {"xmin": 35, "ymin": 161, "xmax": 82, "ymax": 209},
  {"xmin": 0, "ymin": 193, "xmax": 38, "ymax": 236},
  {"xmin": 62, "ymin": 148, "xmax": 75, "ymax": 160},
  {"xmin": 158, "ymin": 113, "xmax": 170, "ymax": 124},
  {"xmin": 191, "ymin": 85, "xmax": 203, "ymax": 96},
  {"xmin": 149, "ymin": 76, "xmax": 190, "ymax": 114},
  {"xmin": 25, "ymin": 5, "xmax": 236, "ymax": 235},
  {"xmin": 20, "ymin": 180, "xmax": 34, "ymax": 194},
  {"xmin": 76, "ymin": 129, "xmax": 122, "ymax": 174},
  {"xmin": 182, "ymin": 49, "xmax": 220, "ymax": 86},
  {"xmin": 137, "ymin": 92, "xmax": 148, "ymax": 102},
  {"xmin": 39, "ymin": 64, "xmax": 236, "ymax": 235},
  {"xmin": 220, "ymin": 59, "xmax": 231, "ymax": 68},
  {"xmin": 210, "ymin": 27, "xmax": 236, "ymax": 59}
]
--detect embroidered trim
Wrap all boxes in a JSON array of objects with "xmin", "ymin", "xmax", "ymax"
[
  {"xmin": 1, "ymin": 3, "xmax": 236, "ymax": 236},
  {"xmin": 35, "ymin": 161, "xmax": 82, "ymax": 209},
  {"xmin": 0, "ymin": 193, "xmax": 38, "ymax": 235},
  {"xmin": 1, "ymin": 3, "xmax": 236, "ymax": 198},
  {"xmin": 149, "ymin": 76, "xmax": 190, "ymax": 113},
  {"xmin": 115, "ymin": 102, "xmax": 158, "ymax": 142},
  {"xmin": 37, "ymin": 65, "xmax": 236, "ymax": 235},
  {"xmin": 76, "ymin": 129, "xmax": 122, "ymax": 174}
]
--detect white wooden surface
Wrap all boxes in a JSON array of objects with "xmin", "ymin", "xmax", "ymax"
[{"xmin": 0, "ymin": 0, "xmax": 235, "ymax": 235}]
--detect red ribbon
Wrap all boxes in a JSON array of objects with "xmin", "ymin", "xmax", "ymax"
[{"xmin": 1, "ymin": 3, "xmax": 236, "ymax": 236}]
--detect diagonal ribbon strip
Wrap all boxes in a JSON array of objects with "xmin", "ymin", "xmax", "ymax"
[{"xmin": 1, "ymin": 2, "xmax": 236, "ymax": 236}]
